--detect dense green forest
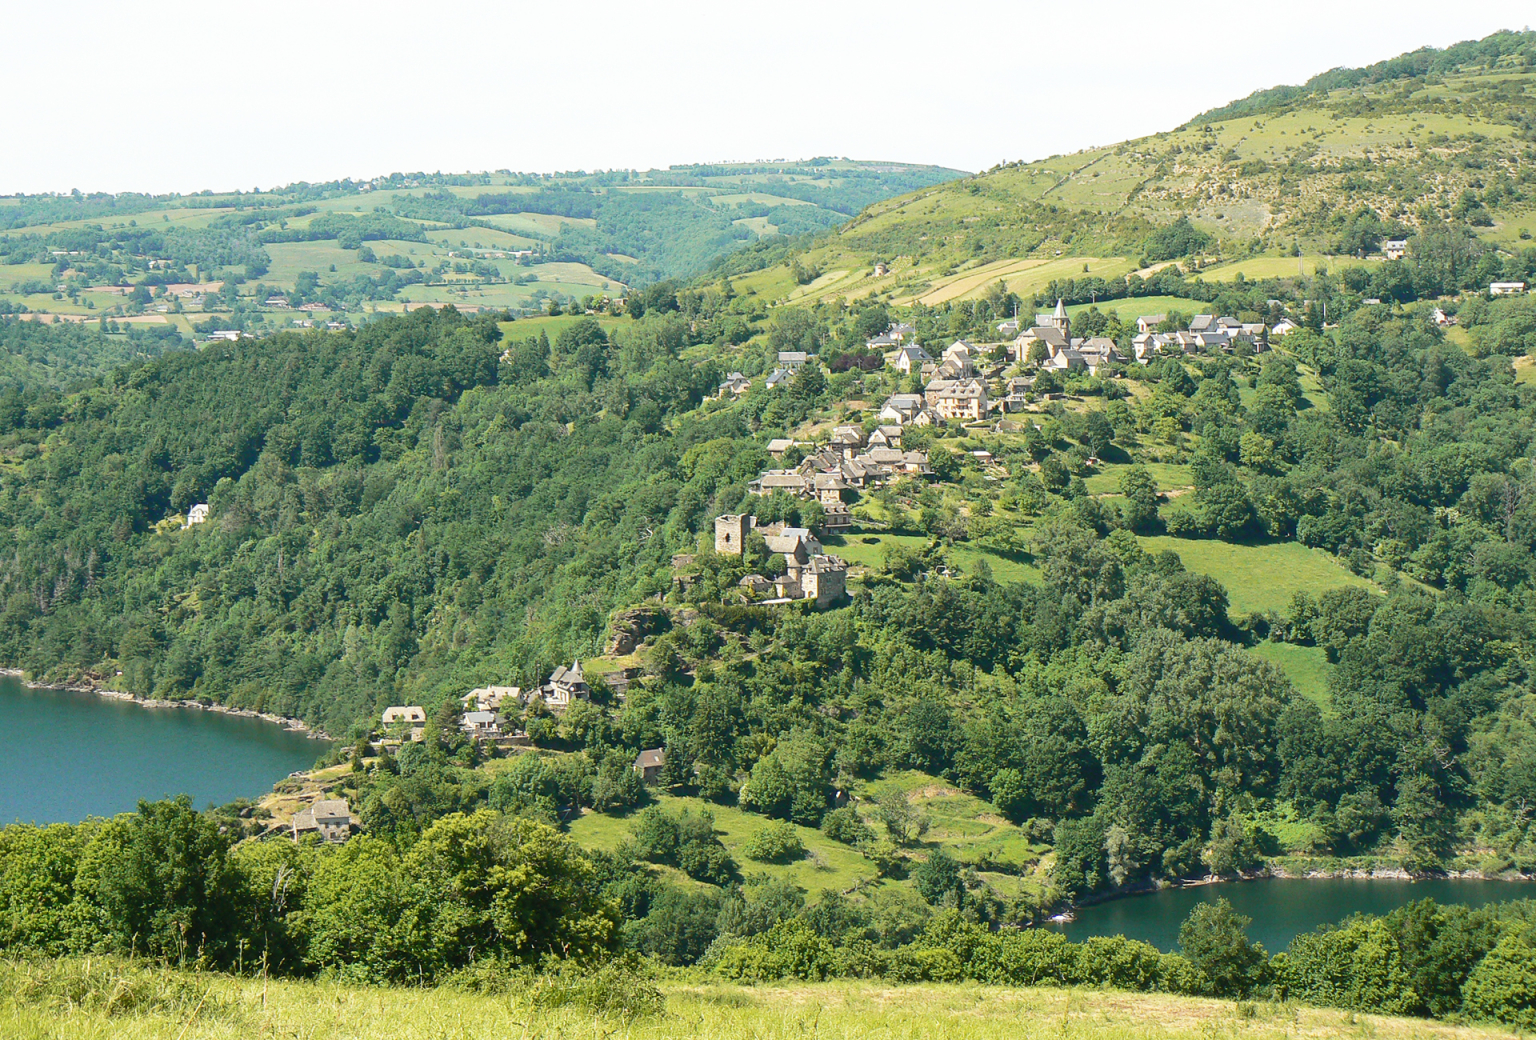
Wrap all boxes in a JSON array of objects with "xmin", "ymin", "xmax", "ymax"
[{"xmin": 4, "ymin": 282, "xmax": 1536, "ymax": 894}]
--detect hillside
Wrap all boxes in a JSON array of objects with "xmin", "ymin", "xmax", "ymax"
[
  {"xmin": 724, "ymin": 30, "xmax": 1535, "ymax": 310},
  {"xmin": 0, "ymin": 159, "xmax": 961, "ymax": 341},
  {"xmin": 6, "ymin": 28, "xmax": 1536, "ymax": 1012}
]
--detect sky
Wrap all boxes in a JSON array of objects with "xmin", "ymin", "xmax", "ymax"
[{"xmin": 1, "ymin": 1, "xmax": 1527, "ymax": 195}]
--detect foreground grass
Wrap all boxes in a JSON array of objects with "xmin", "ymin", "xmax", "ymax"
[{"xmin": 2, "ymin": 961, "xmax": 1522, "ymax": 1040}]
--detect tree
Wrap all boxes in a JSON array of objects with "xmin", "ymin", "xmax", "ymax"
[
  {"xmin": 1118, "ymin": 466, "xmax": 1160, "ymax": 532},
  {"xmin": 627, "ymin": 885, "xmax": 720, "ymax": 966},
  {"xmin": 913, "ymin": 849, "xmax": 963, "ymax": 906},
  {"xmin": 74, "ymin": 797, "xmax": 247, "ymax": 966},
  {"xmin": 742, "ymin": 821, "xmax": 805, "ymax": 863},
  {"xmin": 873, "ymin": 790, "xmax": 929, "ymax": 845},
  {"xmin": 1178, "ymin": 898, "xmax": 1266, "ymax": 996}
]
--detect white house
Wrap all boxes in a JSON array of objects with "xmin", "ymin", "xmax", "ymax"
[
  {"xmin": 184, "ymin": 503, "xmax": 210, "ymax": 528},
  {"xmin": 890, "ymin": 344, "xmax": 932, "ymax": 374},
  {"xmin": 1490, "ymin": 282, "xmax": 1527, "ymax": 296}
]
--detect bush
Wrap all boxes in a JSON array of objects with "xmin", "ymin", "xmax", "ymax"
[
  {"xmin": 710, "ymin": 919, "xmax": 836, "ymax": 981},
  {"xmin": 742, "ymin": 821, "xmax": 805, "ymax": 863},
  {"xmin": 446, "ymin": 955, "xmax": 665, "ymax": 1019},
  {"xmin": 1281, "ymin": 916, "xmax": 1417, "ymax": 1015},
  {"xmin": 819, "ymin": 806, "xmax": 874, "ymax": 845},
  {"xmin": 1460, "ymin": 935, "xmax": 1536, "ymax": 1031},
  {"xmin": 1178, "ymin": 898, "xmax": 1267, "ymax": 997}
]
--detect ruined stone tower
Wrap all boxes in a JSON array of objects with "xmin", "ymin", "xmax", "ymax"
[{"xmin": 714, "ymin": 513, "xmax": 752, "ymax": 555}]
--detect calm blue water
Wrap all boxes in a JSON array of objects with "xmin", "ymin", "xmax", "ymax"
[
  {"xmin": 0, "ymin": 675, "xmax": 327, "ymax": 823},
  {"xmin": 1050, "ymin": 877, "xmax": 1533, "ymax": 952}
]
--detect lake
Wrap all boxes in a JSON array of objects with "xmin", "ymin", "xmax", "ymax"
[
  {"xmin": 1050, "ymin": 877, "xmax": 1533, "ymax": 952},
  {"xmin": 0, "ymin": 674, "xmax": 328, "ymax": 824}
]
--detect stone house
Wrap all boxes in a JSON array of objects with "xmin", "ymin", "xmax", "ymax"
[
  {"xmin": 292, "ymin": 799, "xmax": 352, "ymax": 843},
  {"xmin": 540, "ymin": 661, "xmax": 590, "ymax": 709},
  {"xmin": 633, "ymin": 748, "xmax": 666, "ymax": 782}
]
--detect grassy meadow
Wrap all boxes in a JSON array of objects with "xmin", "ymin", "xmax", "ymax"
[
  {"xmin": 1250, "ymin": 641, "xmax": 1334, "ymax": 708},
  {"xmin": 2, "ymin": 958, "xmax": 1523, "ymax": 1040},
  {"xmin": 565, "ymin": 768, "xmax": 1048, "ymax": 900},
  {"xmin": 1134, "ymin": 536, "xmax": 1377, "ymax": 615}
]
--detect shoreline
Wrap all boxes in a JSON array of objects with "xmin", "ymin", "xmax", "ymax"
[
  {"xmin": 1, "ymin": 668, "xmax": 332, "ymax": 741},
  {"xmin": 1049, "ymin": 863, "xmax": 1536, "ymax": 922}
]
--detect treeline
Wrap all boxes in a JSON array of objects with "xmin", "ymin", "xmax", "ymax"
[
  {"xmin": 1190, "ymin": 29, "xmax": 1536, "ymax": 125},
  {"xmin": 2, "ymin": 800, "xmax": 1531, "ymax": 1030},
  {"xmin": 0, "ymin": 800, "xmax": 617, "ymax": 982},
  {"xmin": 706, "ymin": 897, "xmax": 1536, "ymax": 1031}
]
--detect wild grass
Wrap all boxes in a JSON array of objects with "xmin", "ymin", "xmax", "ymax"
[
  {"xmin": 1249, "ymin": 642, "xmax": 1333, "ymax": 708},
  {"xmin": 566, "ymin": 795, "xmax": 875, "ymax": 895},
  {"xmin": 2, "ymin": 958, "xmax": 1522, "ymax": 1040},
  {"xmin": 1135, "ymin": 536, "xmax": 1376, "ymax": 615}
]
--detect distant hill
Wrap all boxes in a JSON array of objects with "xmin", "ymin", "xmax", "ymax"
[
  {"xmin": 0, "ymin": 159, "xmax": 963, "ymax": 339},
  {"xmin": 724, "ymin": 31, "xmax": 1535, "ymax": 311}
]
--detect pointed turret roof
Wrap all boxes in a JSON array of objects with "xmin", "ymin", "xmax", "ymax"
[{"xmin": 1054, "ymin": 298, "xmax": 1067, "ymax": 319}]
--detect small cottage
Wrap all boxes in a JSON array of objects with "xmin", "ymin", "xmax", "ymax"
[{"xmin": 633, "ymin": 748, "xmax": 666, "ymax": 782}]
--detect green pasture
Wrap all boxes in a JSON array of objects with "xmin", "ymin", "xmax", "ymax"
[
  {"xmin": 1250, "ymin": 641, "xmax": 1333, "ymax": 708},
  {"xmin": 497, "ymin": 313, "xmax": 630, "ymax": 342},
  {"xmin": 262, "ymin": 242, "xmax": 376, "ymax": 285},
  {"xmin": 1083, "ymin": 461, "xmax": 1192, "ymax": 494},
  {"xmin": 477, "ymin": 212, "xmax": 595, "ymax": 236},
  {"xmin": 566, "ymin": 794, "xmax": 876, "ymax": 895},
  {"xmin": 823, "ymin": 531, "xmax": 1038, "ymax": 586},
  {"xmin": 425, "ymin": 227, "xmax": 539, "ymax": 251},
  {"xmin": 1066, "ymin": 295, "xmax": 1213, "ymax": 323},
  {"xmin": 1193, "ymin": 255, "xmax": 1368, "ymax": 282},
  {"xmin": 1136, "ymin": 535, "xmax": 1377, "ymax": 615}
]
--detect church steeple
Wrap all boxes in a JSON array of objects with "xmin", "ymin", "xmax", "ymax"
[{"xmin": 1050, "ymin": 298, "xmax": 1070, "ymax": 337}]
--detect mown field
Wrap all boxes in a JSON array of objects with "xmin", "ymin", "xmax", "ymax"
[{"xmin": 2, "ymin": 958, "xmax": 1522, "ymax": 1040}]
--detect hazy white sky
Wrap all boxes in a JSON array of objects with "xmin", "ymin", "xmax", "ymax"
[{"xmin": 1, "ymin": 1, "xmax": 1525, "ymax": 195}]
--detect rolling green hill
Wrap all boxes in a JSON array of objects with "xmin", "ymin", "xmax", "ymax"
[
  {"xmin": 0, "ymin": 159, "xmax": 962, "ymax": 339},
  {"xmin": 727, "ymin": 30, "xmax": 1536, "ymax": 310}
]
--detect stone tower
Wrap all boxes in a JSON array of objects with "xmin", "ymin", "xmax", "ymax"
[
  {"xmin": 714, "ymin": 513, "xmax": 752, "ymax": 555},
  {"xmin": 1049, "ymin": 298, "xmax": 1070, "ymax": 338}
]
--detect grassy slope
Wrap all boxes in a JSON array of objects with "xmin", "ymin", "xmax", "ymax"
[
  {"xmin": 1251, "ymin": 641, "xmax": 1334, "ymax": 708},
  {"xmin": 566, "ymin": 770, "xmax": 1050, "ymax": 902},
  {"xmin": 728, "ymin": 63, "xmax": 1534, "ymax": 310},
  {"xmin": 1136, "ymin": 536, "xmax": 1377, "ymax": 615},
  {"xmin": 3, "ymin": 962, "xmax": 1521, "ymax": 1040}
]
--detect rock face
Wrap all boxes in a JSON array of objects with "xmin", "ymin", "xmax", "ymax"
[{"xmin": 605, "ymin": 606, "xmax": 670, "ymax": 656}]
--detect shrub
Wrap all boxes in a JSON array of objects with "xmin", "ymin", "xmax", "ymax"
[
  {"xmin": 1460, "ymin": 935, "xmax": 1536, "ymax": 1031},
  {"xmin": 710, "ymin": 919, "xmax": 835, "ymax": 981},
  {"xmin": 819, "ymin": 806, "xmax": 874, "ymax": 846},
  {"xmin": 742, "ymin": 821, "xmax": 805, "ymax": 863},
  {"xmin": 1281, "ymin": 916, "xmax": 1417, "ymax": 1014}
]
